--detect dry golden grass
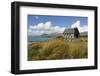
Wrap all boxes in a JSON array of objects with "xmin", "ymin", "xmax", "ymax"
[{"xmin": 28, "ymin": 38, "xmax": 88, "ymax": 61}]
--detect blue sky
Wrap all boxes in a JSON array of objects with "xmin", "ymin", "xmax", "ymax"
[
  {"xmin": 28, "ymin": 15, "xmax": 88, "ymax": 36},
  {"xmin": 28, "ymin": 15, "xmax": 87, "ymax": 27}
]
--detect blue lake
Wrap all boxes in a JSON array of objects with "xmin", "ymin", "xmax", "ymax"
[{"xmin": 28, "ymin": 37, "xmax": 50, "ymax": 42}]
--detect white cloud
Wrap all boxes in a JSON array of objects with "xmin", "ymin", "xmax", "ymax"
[
  {"xmin": 28, "ymin": 21, "xmax": 65, "ymax": 36},
  {"xmin": 71, "ymin": 20, "xmax": 88, "ymax": 32},
  {"xmin": 29, "ymin": 20, "xmax": 88, "ymax": 36}
]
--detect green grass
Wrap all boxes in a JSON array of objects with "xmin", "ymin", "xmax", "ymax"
[{"xmin": 28, "ymin": 37, "xmax": 88, "ymax": 61}]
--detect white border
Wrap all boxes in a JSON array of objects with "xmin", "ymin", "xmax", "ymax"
[{"xmin": 20, "ymin": 6, "xmax": 95, "ymax": 70}]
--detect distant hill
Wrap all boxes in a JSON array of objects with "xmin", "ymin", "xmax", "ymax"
[
  {"xmin": 39, "ymin": 32, "xmax": 62, "ymax": 37},
  {"xmin": 29, "ymin": 32, "xmax": 63, "ymax": 38},
  {"xmin": 80, "ymin": 32, "xmax": 88, "ymax": 37},
  {"xmin": 40, "ymin": 34, "xmax": 51, "ymax": 37},
  {"xmin": 49, "ymin": 32, "xmax": 62, "ymax": 37}
]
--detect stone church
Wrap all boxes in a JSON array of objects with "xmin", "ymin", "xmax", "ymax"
[{"xmin": 63, "ymin": 28, "xmax": 80, "ymax": 40}]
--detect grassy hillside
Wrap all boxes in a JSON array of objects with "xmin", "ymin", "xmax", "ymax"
[{"xmin": 28, "ymin": 38, "xmax": 88, "ymax": 61}]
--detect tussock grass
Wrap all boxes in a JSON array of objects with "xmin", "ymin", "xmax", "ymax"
[{"xmin": 28, "ymin": 38, "xmax": 88, "ymax": 61}]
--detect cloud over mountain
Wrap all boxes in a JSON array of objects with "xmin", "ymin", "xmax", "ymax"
[
  {"xmin": 28, "ymin": 20, "xmax": 88, "ymax": 36},
  {"xmin": 71, "ymin": 20, "xmax": 88, "ymax": 32},
  {"xmin": 28, "ymin": 21, "xmax": 65, "ymax": 36}
]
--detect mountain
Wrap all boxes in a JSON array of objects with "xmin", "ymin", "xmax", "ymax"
[
  {"xmin": 40, "ymin": 34, "xmax": 51, "ymax": 37},
  {"xmin": 29, "ymin": 32, "xmax": 63, "ymax": 38},
  {"xmin": 49, "ymin": 32, "xmax": 62, "ymax": 37},
  {"xmin": 80, "ymin": 32, "xmax": 88, "ymax": 37},
  {"xmin": 40, "ymin": 33, "xmax": 62, "ymax": 37}
]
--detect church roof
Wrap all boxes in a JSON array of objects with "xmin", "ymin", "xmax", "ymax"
[
  {"xmin": 63, "ymin": 28, "xmax": 75, "ymax": 34},
  {"xmin": 63, "ymin": 28, "xmax": 79, "ymax": 34}
]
